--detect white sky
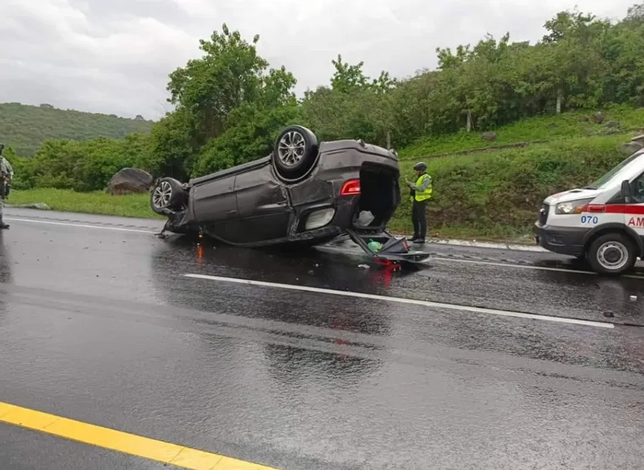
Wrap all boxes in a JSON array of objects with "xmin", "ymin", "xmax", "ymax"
[{"xmin": 0, "ymin": 0, "xmax": 635, "ymax": 120}]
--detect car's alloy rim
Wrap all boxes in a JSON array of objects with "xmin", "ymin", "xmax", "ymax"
[
  {"xmin": 277, "ymin": 131, "xmax": 306, "ymax": 167},
  {"xmin": 597, "ymin": 241, "xmax": 629, "ymax": 270},
  {"xmin": 152, "ymin": 181, "xmax": 172, "ymax": 208}
]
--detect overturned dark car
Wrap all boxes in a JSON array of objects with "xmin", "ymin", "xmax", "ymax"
[{"xmin": 150, "ymin": 125, "xmax": 429, "ymax": 265}]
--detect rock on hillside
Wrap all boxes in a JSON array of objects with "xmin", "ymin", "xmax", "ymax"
[{"xmin": 108, "ymin": 168, "xmax": 153, "ymax": 195}]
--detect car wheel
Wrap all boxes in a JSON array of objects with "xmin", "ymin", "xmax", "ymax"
[
  {"xmin": 587, "ymin": 233, "xmax": 636, "ymax": 276},
  {"xmin": 272, "ymin": 125, "xmax": 319, "ymax": 180},
  {"xmin": 150, "ymin": 177, "xmax": 186, "ymax": 214}
]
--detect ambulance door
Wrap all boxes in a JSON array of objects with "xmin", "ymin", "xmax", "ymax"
[{"xmin": 624, "ymin": 172, "xmax": 644, "ymax": 234}]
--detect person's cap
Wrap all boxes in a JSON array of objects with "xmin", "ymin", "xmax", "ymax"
[{"xmin": 413, "ymin": 162, "xmax": 427, "ymax": 171}]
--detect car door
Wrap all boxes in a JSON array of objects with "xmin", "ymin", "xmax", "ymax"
[
  {"xmin": 191, "ymin": 175, "xmax": 239, "ymax": 239},
  {"xmin": 230, "ymin": 164, "xmax": 292, "ymax": 244}
]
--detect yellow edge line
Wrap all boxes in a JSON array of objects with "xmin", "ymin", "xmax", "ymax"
[{"xmin": 0, "ymin": 402, "xmax": 278, "ymax": 470}]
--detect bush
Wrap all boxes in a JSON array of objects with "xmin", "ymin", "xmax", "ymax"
[{"xmin": 13, "ymin": 134, "xmax": 152, "ymax": 192}]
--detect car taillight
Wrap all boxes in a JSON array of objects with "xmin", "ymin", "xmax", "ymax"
[{"xmin": 341, "ymin": 179, "xmax": 360, "ymax": 196}]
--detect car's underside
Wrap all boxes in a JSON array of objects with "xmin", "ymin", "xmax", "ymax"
[{"xmin": 150, "ymin": 125, "xmax": 430, "ymax": 266}]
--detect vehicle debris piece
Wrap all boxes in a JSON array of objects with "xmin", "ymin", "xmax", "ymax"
[
  {"xmin": 355, "ymin": 210, "xmax": 375, "ymax": 227},
  {"xmin": 367, "ymin": 240, "xmax": 383, "ymax": 252}
]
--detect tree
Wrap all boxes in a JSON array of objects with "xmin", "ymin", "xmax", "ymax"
[
  {"xmin": 330, "ymin": 55, "xmax": 368, "ymax": 93},
  {"xmin": 166, "ymin": 23, "xmax": 268, "ymax": 143},
  {"xmin": 147, "ymin": 108, "xmax": 196, "ymax": 178},
  {"xmin": 150, "ymin": 24, "xmax": 299, "ymax": 179},
  {"xmin": 301, "ymin": 55, "xmax": 397, "ymax": 147},
  {"xmin": 191, "ymin": 67, "xmax": 299, "ymax": 176}
]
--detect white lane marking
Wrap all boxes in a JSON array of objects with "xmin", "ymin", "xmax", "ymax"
[
  {"xmin": 4, "ymin": 217, "xmax": 158, "ymax": 234},
  {"xmin": 432, "ymin": 257, "xmax": 644, "ymax": 280},
  {"xmin": 184, "ymin": 273, "xmax": 615, "ymax": 329}
]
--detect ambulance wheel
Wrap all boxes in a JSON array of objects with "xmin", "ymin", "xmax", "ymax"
[{"xmin": 587, "ymin": 233, "xmax": 636, "ymax": 276}]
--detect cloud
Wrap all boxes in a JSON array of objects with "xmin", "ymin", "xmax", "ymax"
[{"xmin": 0, "ymin": 0, "xmax": 635, "ymax": 119}]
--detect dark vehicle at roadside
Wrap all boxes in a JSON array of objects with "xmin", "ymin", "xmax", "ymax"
[{"xmin": 150, "ymin": 125, "xmax": 429, "ymax": 265}]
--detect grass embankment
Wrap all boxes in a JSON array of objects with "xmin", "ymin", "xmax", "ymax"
[
  {"xmin": 8, "ymin": 188, "xmax": 162, "ymax": 220},
  {"xmin": 391, "ymin": 134, "xmax": 633, "ymax": 240},
  {"xmin": 400, "ymin": 104, "xmax": 644, "ymax": 158},
  {"xmin": 387, "ymin": 105, "xmax": 644, "ymax": 240},
  {"xmin": 8, "ymin": 107, "xmax": 643, "ymax": 241}
]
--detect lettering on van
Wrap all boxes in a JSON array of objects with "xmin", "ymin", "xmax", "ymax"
[{"xmin": 628, "ymin": 217, "xmax": 644, "ymax": 227}]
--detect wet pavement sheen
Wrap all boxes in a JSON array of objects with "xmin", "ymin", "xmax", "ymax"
[{"xmin": 0, "ymin": 209, "xmax": 643, "ymax": 470}]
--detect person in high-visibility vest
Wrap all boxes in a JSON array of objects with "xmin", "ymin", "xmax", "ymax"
[{"xmin": 405, "ymin": 162, "xmax": 432, "ymax": 243}]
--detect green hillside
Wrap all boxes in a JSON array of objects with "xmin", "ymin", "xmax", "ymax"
[
  {"xmin": 0, "ymin": 103, "xmax": 154, "ymax": 157},
  {"xmin": 399, "ymin": 105, "xmax": 644, "ymax": 160}
]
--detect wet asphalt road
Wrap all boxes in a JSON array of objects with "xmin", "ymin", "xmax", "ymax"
[{"xmin": 0, "ymin": 208, "xmax": 643, "ymax": 470}]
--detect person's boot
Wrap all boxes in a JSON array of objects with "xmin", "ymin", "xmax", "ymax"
[{"xmin": 0, "ymin": 215, "xmax": 9, "ymax": 229}]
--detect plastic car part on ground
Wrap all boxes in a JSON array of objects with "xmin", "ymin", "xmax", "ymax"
[
  {"xmin": 346, "ymin": 230, "xmax": 430, "ymax": 266},
  {"xmin": 367, "ymin": 240, "xmax": 383, "ymax": 252},
  {"xmin": 354, "ymin": 210, "xmax": 375, "ymax": 227}
]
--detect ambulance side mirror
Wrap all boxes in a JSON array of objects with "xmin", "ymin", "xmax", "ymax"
[{"xmin": 621, "ymin": 180, "xmax": 632, "ymax": 203}]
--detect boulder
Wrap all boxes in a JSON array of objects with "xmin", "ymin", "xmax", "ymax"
[
  {"xmin": 599, "ymin": 126, "xmax": 620, "ymax": 135},
  {"xmin": 481, "ymin": 132, "xmax": 497, "ymax": 142},
  {"xmin": 631, "ymin": 134, "xmax": 644, "ymax": 146},
  {"xmin": 108, "ymin": 168, "xmax": 153, "ymax": 195},
  {"xmin": 621, "ymin": 141, "xmax": 643, "ymax": 155},
  {"xmin": 604, "ymin": 120, "xmax": 620, "ymax": 129},
  {"xmin": 592, "ymin": 112, "xmax": 605, "ymax": 124}
]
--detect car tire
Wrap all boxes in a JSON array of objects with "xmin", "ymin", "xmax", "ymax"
[
  {"xmin": 272, "ymin": 125, "xmax": 319, "ymax": 180},
  {"xmin": 150, "ymin": 177, "xmax": 186, "ymax": 214},
  {"xmin": 587, "ymin": 233, "xmax": 636, "ymax": 276}
]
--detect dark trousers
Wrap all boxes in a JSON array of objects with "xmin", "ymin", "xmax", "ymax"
[{"xmin": 411, "ymin": 199, "xmax": 428, "ymax": 240}]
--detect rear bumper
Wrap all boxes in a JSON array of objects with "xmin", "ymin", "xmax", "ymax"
[
  {"xmin": 534, "ymin": 223, "xmax": 589, "ymax": 257},
  {"xmin": 294, "ymin": 195, "xmax": 357, "ymax": 233}
]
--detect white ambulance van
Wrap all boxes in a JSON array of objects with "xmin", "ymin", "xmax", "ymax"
[{"xmin": 535, "ymin": 149, "xmax": 644, "ymax": 275}]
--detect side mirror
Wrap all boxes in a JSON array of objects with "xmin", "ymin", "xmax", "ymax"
[{"xmin": 621, "ymin": 180, "xmax": 632, "ymax": 203}]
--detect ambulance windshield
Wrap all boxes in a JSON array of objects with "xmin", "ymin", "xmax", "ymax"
[{"xmin": 586, "ymin": 151, "xmax": 644, "ymax": 190}]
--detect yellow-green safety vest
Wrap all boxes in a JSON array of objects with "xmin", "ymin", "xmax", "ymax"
[{"xmin": 411, "ymin": 173, "xmax": 433, "ymax": 202}]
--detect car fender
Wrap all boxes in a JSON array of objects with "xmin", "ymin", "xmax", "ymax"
[{"xmin": 581, "ymin": 222, "xmax": 644, "ymax": 256}]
